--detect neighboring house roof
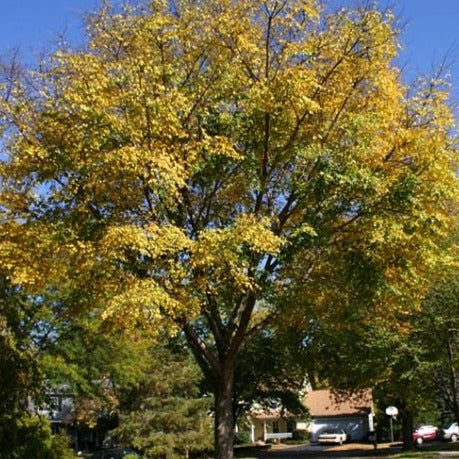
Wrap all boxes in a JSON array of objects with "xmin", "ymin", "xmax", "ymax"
[{"xmin": 304, "ymin": 389, "xmax": 373, "ymax": 417}]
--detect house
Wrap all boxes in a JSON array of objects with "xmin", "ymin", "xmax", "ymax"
[
  {"xmin": 245, "ymin": 389, "xmax": 374, "ymax": 443},
  {"xmin": 29, "ymin": 383, "xmax": 114, "ymax": 451},
  {"xmin": 243, "ymin": 406, "xmax": 297, "ymax": 443},
  {"xmin": 304, "ymin": 389, "xmax": 374, "ymax": 442}
]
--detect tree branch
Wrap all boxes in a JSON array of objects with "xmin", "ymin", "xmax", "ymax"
[{"xmin": 181, "ymin": 320, "xmax": 221, "ymax": 378}]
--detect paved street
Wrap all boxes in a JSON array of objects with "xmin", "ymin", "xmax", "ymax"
[{"xmin": 244, "ymin": 441, "xmax": 459, "ymax": 458}]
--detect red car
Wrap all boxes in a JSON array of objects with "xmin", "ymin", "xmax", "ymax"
[{"xmin": 412, "ymin": 425, "xmax": 439, "ymax": 445}]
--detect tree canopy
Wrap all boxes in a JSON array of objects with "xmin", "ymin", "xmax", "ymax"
[{"xmin": 0, "ymin": 1, "xmax": 457, "ymax": 457}]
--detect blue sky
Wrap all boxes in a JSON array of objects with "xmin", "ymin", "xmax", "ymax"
[
  {"xmin": 0, "ymin": 1, "xmax": 98, "ymax": 55},
  {"xmin": 0, "ymin": 0, "xmax": 458, "ymax": 108}
]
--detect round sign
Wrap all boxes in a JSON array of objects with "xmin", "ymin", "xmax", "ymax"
[{"xmin": 385, "ymin": 406, "xmax": 398, "ymax": 416}]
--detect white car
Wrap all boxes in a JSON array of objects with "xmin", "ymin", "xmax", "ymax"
[
  {"xmin": 318, "ymin": 429, "xmax": 348, "ymax": 445},
  {"xmin": 443, "ymin": 422, "xmax": 459, "ymax": 442}
]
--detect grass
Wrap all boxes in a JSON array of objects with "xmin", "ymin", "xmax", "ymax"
[
  {"xmin": 390, "ymin": 442, "xmax": 459, "ymax": 458},
  {"xmin": 392, "ymin": 453, "xmax": 457, "ymax": 458}
]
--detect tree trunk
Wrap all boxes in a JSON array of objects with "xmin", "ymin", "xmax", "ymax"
[
  {"xmin": 214, "ymin": 369, "xmax": 235, "ymax": 459},
  {"xmin": 401, "ymin": 408, "xmax": 413, "ymax": 449},
  {"xmin": 446, "ymin": 334, "xmax": 459, "ymax": 423}
]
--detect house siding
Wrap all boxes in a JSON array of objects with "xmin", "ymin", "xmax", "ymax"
[{"xmin": 250, "ymin": 417, "xmax": 293, "ymax": 442}]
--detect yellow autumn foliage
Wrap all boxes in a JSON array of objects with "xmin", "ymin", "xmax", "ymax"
[{"xmin": 0, "ymin": 0, "xmax": 456, "ymax": 396}]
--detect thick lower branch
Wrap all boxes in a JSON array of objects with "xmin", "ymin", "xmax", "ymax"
[{"xmin": 181, "ymin": 321, "xmax": 221, "ymax": 379}]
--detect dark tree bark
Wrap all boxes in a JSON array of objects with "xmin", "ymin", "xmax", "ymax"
[
  {"xmin": 446, "ymin": 333, "xmax": 459, "ymax": 424},
  {"xmin": 183, "ymin": 321, "xmax": 240, "ymax": 459},
  {"xmin": 214, "ymin": 367, "xmax": 235, "ymax": 459},
  {"xmin": 400, "ymin": 406, "xmax": 414, "ymax": 449}
]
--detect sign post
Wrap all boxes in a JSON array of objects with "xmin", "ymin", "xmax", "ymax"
[{"xmin": 385, "ymin": 406, "xmax": 398, "ymax": 443}]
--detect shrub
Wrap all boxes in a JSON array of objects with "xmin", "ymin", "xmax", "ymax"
[
  {"xmin": 292, "ymin": 430, "xmax": 309, "ymax": 441},
  {"xmin": 51, "ymin": 429, "xmax": 75, "ymax": 459},
  {"xmin": 0, "ymin": 411, "xmax": 74, "ymax": 459},
  {"xmin": 234, "ymin": 431, "xmax": 251, "ymax": 445}
]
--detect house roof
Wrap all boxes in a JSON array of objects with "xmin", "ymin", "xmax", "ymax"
[
  {"xmin": 304, "ymin": 389, "xmax": 373, "ymax": 417},
  {"xmin": 249, "ymin": 406, "xmax": 294, "ymax": 420},
  {"xmin": 253, "ymin": 412, "xmax": 297, "ymax": 421}
]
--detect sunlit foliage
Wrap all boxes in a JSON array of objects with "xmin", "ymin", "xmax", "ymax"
[{"xmin": 0, "ymin": 1, "xmax": 457, "ymax": 456}]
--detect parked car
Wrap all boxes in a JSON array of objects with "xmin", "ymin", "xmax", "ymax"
[
  {"xmin": 91, "ymin": 448, "xmax": 140, "ymax": 459},
  {"xmin": 412, "ymin": 425, "xmax": 439, "ymax": 445},
  {"xmin": 442, "ymin": 422, "xmax": 459, "ymax": 442},
  {"xmin": 318, "ymin": 429, "xmax": 348, "ymax": 445}
]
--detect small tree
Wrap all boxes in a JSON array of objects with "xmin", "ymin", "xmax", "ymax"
[
  {"xmin": 112, "ymin": 345, "xmax": 213, "ymax": 459},
  {"xmin": 0, "ymin": 275, "xmax": 74, "ymax": 458}
]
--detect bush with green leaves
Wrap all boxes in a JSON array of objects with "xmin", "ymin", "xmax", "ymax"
[
  {"xmin": 234, "ymin": 431, "xmax": 251, "ymax": 445},
  {"xmin": 0, "ymin": 412, "xmax": 74, "ymax": 459},
  {"xmin": 292, "ymin": 430, "xmax": 309, "ymax": 441}
]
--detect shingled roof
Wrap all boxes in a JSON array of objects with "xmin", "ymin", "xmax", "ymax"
[{"xmin": 304, "ymin": 389, "xmax": 373, "ymax": 417}]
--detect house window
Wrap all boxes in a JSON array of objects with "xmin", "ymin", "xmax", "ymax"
[
  {"xmin": 272, "ymin": 421, "xmax": 280, "ymax": 433},
  {"xmin": 286, "ymin": 419, "xmax": 295, "ymax": 432},
  {"xmin": 50, "ymin": 396, "xmax": 61, "ymax": 411}
]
